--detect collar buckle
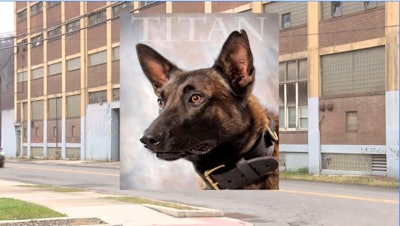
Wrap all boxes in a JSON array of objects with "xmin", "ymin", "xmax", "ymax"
[{"xmin": 203, "ymin": 164, "xmax": 225, "ymax": 190}]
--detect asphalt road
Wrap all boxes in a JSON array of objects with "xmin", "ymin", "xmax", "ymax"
[{"xmin": 0, "ymin": 161, "xmax": 398, "ymax": 226}]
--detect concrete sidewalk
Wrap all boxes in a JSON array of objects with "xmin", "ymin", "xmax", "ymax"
[{"xmin": 0, "ymin": 179, "xmax": 252, "ymax": 226}]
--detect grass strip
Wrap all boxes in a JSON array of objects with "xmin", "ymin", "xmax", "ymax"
[
  {"xmin": 280, "ymin": 168, "xmax": 398, "ymax": 188},
  {"xmin": 0, "ymin": 198, "xmax": 66, "ymax": 220},
  {"xmin": 18, "ymin": 184, "xmax": 85, "ymax": 192}
]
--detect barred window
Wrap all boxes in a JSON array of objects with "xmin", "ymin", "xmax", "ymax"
[
  {"xmin": 67, "ymin": 57, "xmax": 80, "ymax": 71},
  {"xmin": 17, "ymin": 71, "xmax": 28, "ymax": 82},
  {"xmin": 67, "ymin": 95, "xmax": 80, "ymax": 118},
  {"xmin": 32, "ymin": 100, "xmax": 44, "ymax": 121},
  {"xmin": 32, "ymin": 67, "xmax": 44, "ymax": 80},
  {"xmin": 264, "ymin": 2, "xmax": 307, "ymax": 28},
  {"xmin": 66, "ymin": 19, "xmax": 80, "ymax": 34},
  {"xmin": 17, "ymin": 9, "xmax": 27, "ymax": 22},
  {"xmin": 321, "ymin": 47, "xmax": 385, "ymax": 97},
  {"xmin": 88, "ymin": 50, "xmax": 107, "ymax": 66},
  {"xmin": 279, "ymin": 59, "xmax": 308, "ymax": 130},
  {"xmin": 31, "ymin": 2, "xmax": 43, "ymax": 16},
  {"xmin": 48, "ymin": 62, "xmax": 62, "ymax": 76},
  {"xmin": 48, "ymin": 26, "xmax": 61, "ymax": 41},
  {"xmin": 31, "ymin": 34, "xmax": 43, "ymax": 48},
  {"xmin": 112, "ymin": 46, "xmax": 120, "ymax": 61},
  {"xmin": 89, "ymin": 90, "xmax": 107, "ymax": 104},
  {"xmin": 88, "ymin": 10, "xmax": 106, "ymax": 26},
  {"xmin": 112, "ymin": 2, "xmax": 134, "ymax": 18},
  {"xmin": 48, "ymin": 97, "xmax": 61, "ymax": 119}
]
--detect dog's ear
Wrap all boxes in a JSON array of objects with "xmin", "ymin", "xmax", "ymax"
[
  {"xmin": 136, "ymin": 44, "xmax": 179, "ymax": 96},
  {"xmin": 213, "ymin": 30, "xmax": 255, "ymax": 97}
]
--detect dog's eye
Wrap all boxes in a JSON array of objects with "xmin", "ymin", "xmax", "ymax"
[
  {"xmin": 189, "ymin": 94, "xmax": 203, "ymax": 105},
  {"xmin": 157, "ymin": 98, "xmax": 164, "ymax": 109}
]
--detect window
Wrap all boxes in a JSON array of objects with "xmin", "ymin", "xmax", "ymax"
[
  {"xmin": 47, "ymin": 26, "xmax": 61, "ymax": 41},
  {"xmin": 31, "ymin": 100, "xmax": 44, "ymax": 120},
  {"xmin": 264, "ymin": 2, "xmax": 307, "ymax": 29},
  {"xmin": 67, "ymin": 57, "xmax": 80, "ymax": 71},
  {"xmin": 17, "ymin": 9, "xmax": 27, "ymax": 22},
  {"xmin": 282, "ymin": 13, "xmax": 291, "ymax": 29},
  {"xmin": 48, "ymin": 62, "xmax": 62, "ymax": 76},
  {"xmin": 31, "ymin": 34, "xmax": 43, "ymax": 48},
  {"xmin": 112, "ymin": 2, "xmax": 134, "ymax": 18},
  {"xmin": 331, "ymin": 1, "xmax": 342, "ymax": 17},
  {"xmin": 279, "ymin": 59, "xmax": 308, "ymax": 130},
  {"xmin": 31, "ymin": 2, "xmax": 43, "ymax": 16},
  {"xmin": 113, "ymin": 88, "xmax": 120, "ymax": 101},
  {"xmin": 18, "ymin": 39, "xmax": 28, "ymax": 52},
  {"xmin": 88, "ymin": 10, "xmax": 106, "ymax": 26},
  {"xmin": 346, "ymin": 111, "xmax": 357, "ymax": 132},
  {"xmin": 17, "ymin": 71, "xmax": 28, "ymax": 82},
  {"xmin": 364, "ymin": 1, "xmax": 377, "ymax": 9},
  {"xmin": 140, "ymin": 1, "xmax": 156, "ymax": 7},
  {"xmin": 35, "ymin": 127, "xmax": 40, "ymax": 137},
  {"xmin": 67, "ymin": 95, "xmax": 80, "ymax": 118},
  {"xmin": 47, "ymin": 1, "xmax": 60, "ymax": 9},
  {"xmin": 48, "ymin": 97, "xmax": 61, "ymax": 119},
  {"xmin": 66, "ymin": 19, "xmax": 80, "ymax": 34},
  {"xmin": 321, "ymin": 47, "xmax": 385, "ymax": 97},
  {"xmin": 89, "ymin": 90, "xmax": 107, "ymax": 104},
  {"xmin": 112, "ymin": 46, "xmax": 120, "ymax": 61},
  {"xmin": 31, "ymin": 67, "xmax": 44, "ymax": 80},
  {"xmin": 88, "ymin": 50, "xmax": 107, "ymax": 66}
]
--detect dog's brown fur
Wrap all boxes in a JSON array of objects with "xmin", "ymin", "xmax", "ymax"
[{"xmin": 137, "ymin": 30, "xmax": 279, "ymax": 189}]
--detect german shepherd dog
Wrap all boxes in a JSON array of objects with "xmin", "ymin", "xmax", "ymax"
[{"xmin": 137, "ymin": 30, "xmax": 279, "ymax": 189}]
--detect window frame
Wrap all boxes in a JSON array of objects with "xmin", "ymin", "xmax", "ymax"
[
  {"xmin": 279, "ymin": 59, "xmax": 308, "ymax": 131},
  {"xmin": 281, "ymin": 13, "xmax": 291, "ymax": 29},
  {"xmin": 88, "ymin": 10, "xmax": 106, "ymax": 27},
  {"xmin": 31, "ymin": 2, "xmax": 43, "ymax": 17},
  {"xmin": 331, "ymin": 1, "xmax": 343, "ymax": 18}
]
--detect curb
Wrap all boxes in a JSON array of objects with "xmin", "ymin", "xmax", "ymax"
[{"xmin": 142, "ymin": 204, "xmax": 224, "ymax": 218}]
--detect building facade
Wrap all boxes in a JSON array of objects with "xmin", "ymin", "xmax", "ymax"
[{"xmin": 7, "ymin": 2, "xmax": 398, "ymax": 177}]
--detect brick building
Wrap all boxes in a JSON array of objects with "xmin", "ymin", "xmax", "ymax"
[{"xmin": 5, "ymin": 2, "xmax": 398, "ymax": 178}]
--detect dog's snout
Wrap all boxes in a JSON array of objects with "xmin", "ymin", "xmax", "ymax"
[{"xmin": 140, "ymin": 132, "xmax": 164, "ymax": 148}]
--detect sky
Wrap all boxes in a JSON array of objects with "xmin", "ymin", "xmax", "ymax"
[{"xmin": 0, "ymin": 2, "xmax": 14, "ymax": 36}]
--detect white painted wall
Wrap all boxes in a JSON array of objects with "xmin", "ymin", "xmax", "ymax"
[
  {"xmin": 385, "ymin": 90, "xmax": 399, "ymax": 178},
  {"xmin": 1, "ymin": 110, "xmax": 16, "ymax": 158}
]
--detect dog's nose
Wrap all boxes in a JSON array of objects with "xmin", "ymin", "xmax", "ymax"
[{"xmin": 140, "ymin": 133, "xmax": 164, "ymax": 148}]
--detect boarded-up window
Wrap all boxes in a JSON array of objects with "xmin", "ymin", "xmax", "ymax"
[
  {"xmin": 31, "ymin": 100, "xmax": 44, "ymax": 120},
  {"xmin": 346, "ymin": 111, "xmax": 358, "ymax": 132},
  {"xmin": 32, "ymin": 67, "xmax": 44, "ymax": 80},
  {"xmin": 321, "ymin": 46, "xmax": 385, "ymax": 97},
  {"xmin": 48, "ymin": 97, "xmax": 61, "ymax": 119},
  {"xmin": 89, "ymin": 90, "xmax": 107, "ymax": 104},
  {"xmin": 48, "ymin": 62, "xmax": 62, "ymax": 76},
  {"xmin": 67, "ymin": 95, "xmax": 80, "ymax": 118},
  {"xmin": 17, "ymin": 71, "xmax": 28, "ymax": 82},
  {"xmin": 67, "ymin": 57, "xmax": 80, "ymax": 71},
  {"xmin": 88, "ymin": 50, "xmax": 107, "ymax": 66}
]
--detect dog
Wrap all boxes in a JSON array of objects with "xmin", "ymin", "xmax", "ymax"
[{"xmin": 137, "ymin": 29, "xmax": 279, "ymax": 189}]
